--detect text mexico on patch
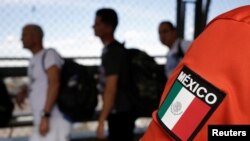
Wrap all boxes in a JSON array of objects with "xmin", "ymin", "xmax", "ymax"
[{"xmin": 157, "ymin": 66, "xmax": 225, "ymax": 141}]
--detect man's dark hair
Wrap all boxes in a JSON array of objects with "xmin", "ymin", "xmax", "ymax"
[
  {"xmin": 23, "ymin": 24, "xmax": 44, "ymax": 40},
  {"xmin": 96, "ymin": 8, "xmax": 118, "ymax": 32},
  {"xmin": 160, "ymin": 21, "xmax": 176, "ymax": 30}
]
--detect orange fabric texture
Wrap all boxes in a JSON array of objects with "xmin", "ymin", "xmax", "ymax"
[{"xmin": 140, "ymin": 5, "xmax": 250, "ymax": 141}]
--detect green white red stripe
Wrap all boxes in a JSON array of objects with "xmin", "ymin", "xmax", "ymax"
[{"xmin": 158, "ymin": 81, "xmax": 211, "ymax": 140}]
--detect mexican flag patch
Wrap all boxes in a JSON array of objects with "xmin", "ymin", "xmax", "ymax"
[{"xmin": 157, "ymin": 66, "xmax": 225, "ymax": 141}]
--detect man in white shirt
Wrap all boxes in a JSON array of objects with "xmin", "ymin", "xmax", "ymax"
[
  {"xmin": 16, "ymin": 24, "xmax": 71, "ymax": 141},
  {"xmin": 158, "ymin": 21, "xmax": 192, "ymax": 79}
]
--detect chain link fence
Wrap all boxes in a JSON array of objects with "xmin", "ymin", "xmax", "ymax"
[
  {"xmin": 1, "ymin": 0, "xmax": 250, "ymax": 140},
  {"xmin": 0, "ymin": 0, "xmax": 178, "ymax": 66},
  {"xmin": 1, "ymin": 0, "xmax": 249, "ymax": 66}
]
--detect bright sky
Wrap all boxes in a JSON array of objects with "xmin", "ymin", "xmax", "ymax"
[{"xmin": 0, "ymin": 0, "xmax": 249, "ymax": 65}]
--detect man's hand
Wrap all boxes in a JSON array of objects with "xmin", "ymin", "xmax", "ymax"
[
  {"xmin": 96, "ymin": 121, "xmax": 106, "ymax": 140},
  {"xmin": 39, "ymin": 117, "xmax": 50, "ymax": 136},
  {"xmin": 15, "ymin": 86, "xmax": 28, "ymax": 109}
]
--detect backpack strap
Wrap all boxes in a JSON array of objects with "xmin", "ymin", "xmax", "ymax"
[
  {"xmin": 41, "ymin": 49, "xmax": 48, "ymax": 73},
  {"xmin": 41, "ymin": 49, "xmax": 54, "ymax": 73}
]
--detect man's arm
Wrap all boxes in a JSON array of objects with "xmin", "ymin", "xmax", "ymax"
[
  {"xmin": 40, "ymin": 65, "xmax": 61, "ymax": 136},
  {"xmin": 97, "ymin": 74, "xmax": 118, "ymax": 139},
  {"xmin": 43, "ymin": 65, "xmax": 61, "ymax": 113}
]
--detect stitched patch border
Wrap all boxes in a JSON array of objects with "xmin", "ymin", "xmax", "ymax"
[{"xmin": 157, "ymin": 66, "xmax": 226, "ymax": 141}]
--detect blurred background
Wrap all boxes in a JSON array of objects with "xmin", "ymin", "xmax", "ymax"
[{"xmin": 0, "ymin": 0, "xmax": 249, "ymax": 140}]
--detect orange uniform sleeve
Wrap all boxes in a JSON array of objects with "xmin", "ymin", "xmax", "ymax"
[{"xmin": 140, "ymin": 5, "xmax": 250, "ymax": 141}]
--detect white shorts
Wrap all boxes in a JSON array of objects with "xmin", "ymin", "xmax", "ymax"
[{"xmin": 29, "ymin": 115, "xmax": 72, "ymax": 141}]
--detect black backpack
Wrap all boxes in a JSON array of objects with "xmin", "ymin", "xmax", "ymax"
[
  {"xmin": 42, "ymin": 49, "xmax": 98, "ymax": 122},
  {"xmin": 0, "ymin": 79, "xmax": 14, "ymax": 127},
  {"xmin": 127, "ymin": 48, "xmax": 166, "ymax": 117}
]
